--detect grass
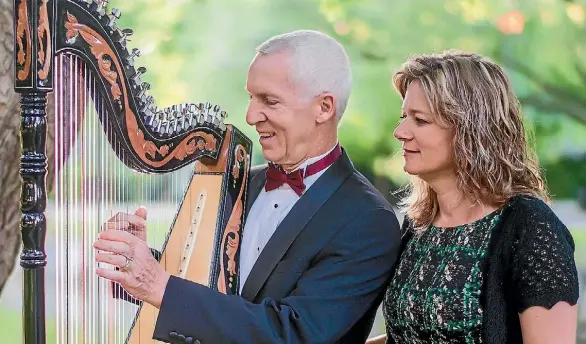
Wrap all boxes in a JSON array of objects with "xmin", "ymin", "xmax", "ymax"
[{"xmin": 0, "ymin": 307, "xmax": 57, "ymax": 344}]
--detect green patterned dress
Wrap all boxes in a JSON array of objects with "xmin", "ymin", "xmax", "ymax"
[{"xmin": 383, "ymin": 209, "xmax": 503, "ymax": 344}]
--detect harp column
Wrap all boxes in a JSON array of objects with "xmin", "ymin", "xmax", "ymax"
[{"xmin": 13, "ymin": 0, "xmax": 55, "ymax": 343}]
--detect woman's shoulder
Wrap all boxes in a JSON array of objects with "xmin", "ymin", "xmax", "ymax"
[
  {"xmin": 505, "ymin": 194, "xmax": 554, "ymax": 215},
  {"xmin": 504, "ymin": 195, "xmax": 569, "ymax": 232},
  {"xmin": 499, "ymin": 195, "xmax": 579, "ymax": 312},
  {"xmin": 506, "ymin": 194, "xmax": 550, "ymax": 209}
]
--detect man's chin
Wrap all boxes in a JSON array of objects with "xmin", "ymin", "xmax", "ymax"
[{"xmin": 261, "ymin": 150, "xmax": 283, "ymax": 164}]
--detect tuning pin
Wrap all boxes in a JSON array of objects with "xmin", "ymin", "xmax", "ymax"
[
  {"xmin": 145, "ymin": 112, "xmax": 155, "ymax": 127},
  {"xmin": 111, "ymin": 8, "xmax": 121, "ymax": 19},
  {"xmin": 117, "ymin": 28, "xmax": 133, "ymax": 47},
  {"xmin": 203, "ymin": 102, "xmax": 213, "ymax": 123},
  {"xmin": 211, "ymin": 105, "xmax": 221, "ymax": 126},
  {"xmin": 132, "ymin": 66, "xmax": 147, "ymax": 85},
  {"xmin": 180, "ymin": 105, "xmax": 190, "ymax": 131},
  {"xmin": 169, "ymin": 118, "xmax": 178, "ymax": 135},
  {"xmin": 165, "ymin": 110, "xmax": 177, "ymax": 135},
  {"xmin": 157, "ymin": 110, "xmax": 170, "ymax": 134},
  {"xmin": 106, "ymin": 8, "xmax": 120, "ymax": 30},
  {"xmin": 169, "ymin": 107, "xmax": 177, "ymax": 122},
  {"xmin": 217, "ymin": 111, "xmax": 227, "ymax": 131},
  {"xmin": 125, "ymin": 48, "xmax": 140, "ymax": 66},
  {"xmin": 219, "ymin": 110, "xmax": 227, "ymax": 131},
  {"xmin": 144, "ymin": 107, "xmax": 155, "ymax": 126},
  {"xmin": 157, "ymin": 119, "xmax": 165, "ymax": 135},
  {"xmin": 90, "ymin": 0, "xmax": 108, "ymax": 16},
  {"xmin": 194, "ymin": 103, "xmax": 203, "ymax": 124},
  {"xmin": 149, "ymin": 111, "xmax": 162, "ymax": 129},
  {"xmin": 148, "ymin": 104, "xmax": 158, "ymax": 116},
  {"xmin": 139, "ymin": 95, "xmax": 154, "ymax": 113},
  {"xmin": 137, "ymin": 82, "xmax": 150, "ymax": 99},
  {"xmin": 187, "ymin": 104, "xmax": 197, "ymax": 127}
]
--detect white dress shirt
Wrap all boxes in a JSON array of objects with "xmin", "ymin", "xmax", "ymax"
[{"xmin": 239, "ymin": 144, "xmax": 339, "ymax": 294}]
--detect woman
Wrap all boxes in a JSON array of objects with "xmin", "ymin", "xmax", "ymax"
[{"xmin": 368, "ymin": 51, "xmax": 579, "ymax": 343}]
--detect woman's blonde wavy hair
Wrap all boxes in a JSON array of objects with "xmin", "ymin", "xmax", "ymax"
[{"xmin": 392, "ymin": 50, "xmax": 549, "ymax": 230}]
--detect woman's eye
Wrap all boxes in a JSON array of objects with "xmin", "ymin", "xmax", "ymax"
[{"xmin": 415, "ymin": 117, "xmax": 428, "ymax": 125}]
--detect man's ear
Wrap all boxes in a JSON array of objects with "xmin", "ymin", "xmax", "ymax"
[{"xmin": 315, "ymin": 93, "xmax": 336, "ymax": 123}]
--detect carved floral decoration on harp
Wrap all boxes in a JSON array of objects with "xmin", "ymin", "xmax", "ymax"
[
  {"xmin": 37, "ymin": 0, "xmax": 52, "ymax": 82},
  {"xmin": 217, "ymin": 145, "xmax": 248, "ymax": 294},
  {"xmin": 16, "ymin": 0, "xmax": 32, "ymax": 81},
  {"xmin": 64, "ymin": 12, "xmax": 122, "ymax": 104},
  {"xmin": 63, "ymin": 12, "xmax": 218, "ymax": 167}
]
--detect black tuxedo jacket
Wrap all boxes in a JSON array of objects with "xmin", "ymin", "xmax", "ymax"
[{"xmin": 152, "ymin": 150, "xmax": 402, "ymax": 344}]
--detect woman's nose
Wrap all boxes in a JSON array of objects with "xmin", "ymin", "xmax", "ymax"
[{"xmin": 393, "ymin": 120, "xmax": 412, "ymax": 141}]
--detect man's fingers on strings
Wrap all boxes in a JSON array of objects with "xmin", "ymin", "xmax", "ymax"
[
  {"xmin": 95, "ymin": 252, "xmax": 128, "ymax": 268},
  {"xmin": 109, "ymin": 212, "xmax": 147, "ymax": 228},
  {"xmin": 93, "ymin": 238, "xmax": 132, "ymax": 256},
  {"xmin": 98, "ymin": 228, "xmax": 141, "ymax": 244},
  {"xmin": 134, "ymin": 206, "xmax": 148, "ymax": 221},
  {"xmin": 95, "ymin": 267, "xmax": 125, "ymax": 284},
  {"xmin": 102, "ymin": 221, "xmax": 130, "ymax": 231}
]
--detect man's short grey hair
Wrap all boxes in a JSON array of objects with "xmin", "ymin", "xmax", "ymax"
[{"xmin": 256, "ymin": 30, "xmax": 352, "ymax": 121}]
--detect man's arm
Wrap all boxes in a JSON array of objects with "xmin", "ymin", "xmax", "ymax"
[{"xmin": 152, "ymin": 208, "xmax": 402, "ymax": 344}]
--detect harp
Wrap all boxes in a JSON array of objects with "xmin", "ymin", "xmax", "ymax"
[{"xmin": 13, "ymin": 0, "xmax": 252, "ymax": 343}]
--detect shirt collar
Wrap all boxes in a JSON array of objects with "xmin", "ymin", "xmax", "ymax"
[{"xmin": 290, "ymin": 142, "xmax": 339, "ymax": 177}]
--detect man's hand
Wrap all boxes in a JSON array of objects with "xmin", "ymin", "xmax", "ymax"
[
  {"xmin": 93, "ymin": 207, "xmax": 169, "ymax": 308},
  {"xmin": 104, "ymin": 207, "xmax": 148, "ymax": 242}
]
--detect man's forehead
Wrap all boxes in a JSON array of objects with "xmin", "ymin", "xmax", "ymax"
[{"xmin": 247, "ymin": 58, "xmax": 294, "ymax": 90}]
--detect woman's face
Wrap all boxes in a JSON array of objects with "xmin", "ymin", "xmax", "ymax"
[{"xmin": 393, "ymin": 81, "xmax": 455, "ymax": 180}]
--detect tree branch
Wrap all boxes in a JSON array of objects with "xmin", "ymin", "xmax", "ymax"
[
  {"xmin": 500, "ymin": 54, "xmax": 586, "ymax": 125},
  {"xmin": 520, "ymin": 94, "xmax": 586, "ymax": 126}
]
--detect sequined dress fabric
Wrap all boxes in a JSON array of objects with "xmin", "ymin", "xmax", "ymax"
[{"xmin": 383, "ymin": 210, "xmax": 503, "ymax": 344}]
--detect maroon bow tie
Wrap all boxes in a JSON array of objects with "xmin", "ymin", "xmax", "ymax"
[{"xmin": 264, "ymin": 144, "xmax": 342, "ymax": 196}]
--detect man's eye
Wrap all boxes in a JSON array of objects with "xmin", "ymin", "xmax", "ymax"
[{"xmin": 266, "ymin": 99, "xmax": 278, "ymax": 106}]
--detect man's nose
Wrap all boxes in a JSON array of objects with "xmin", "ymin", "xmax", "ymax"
[{"xmin": 245, "ymin": 102, "xmax": 265, "ymax": 126}]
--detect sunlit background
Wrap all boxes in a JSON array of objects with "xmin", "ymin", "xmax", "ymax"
[{"xmin": 1, "ymin": 0, "xmax": 586, "ymax": 342}]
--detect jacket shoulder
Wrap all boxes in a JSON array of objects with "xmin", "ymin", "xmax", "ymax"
[
  {"xmin": 339, "ymin": 170, "xmax": 394, "ymax": 211},
  {"xmin": 250, "ymin": 163, "xmax": 268, "ymax": 179}
]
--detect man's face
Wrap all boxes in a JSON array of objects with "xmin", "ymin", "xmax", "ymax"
[{"xmin": 245, "ymin": 52, "xmax": 318, "ymax": 168}]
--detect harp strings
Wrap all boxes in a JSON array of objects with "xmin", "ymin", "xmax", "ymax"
[{"xmin": 51, "ymin": 53, "xmax": 195, "ymax": 343}]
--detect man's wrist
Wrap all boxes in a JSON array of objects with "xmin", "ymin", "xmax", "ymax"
[{"xmin": 146, "ymin": 272, "xmax": 171, "ymax": 309}]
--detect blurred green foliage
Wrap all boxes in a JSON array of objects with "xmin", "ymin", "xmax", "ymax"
[
  {"xmin": 317, "ymin": 0, "xmax": 586, "ymax": 193},
  {"xmin": 55, "ymin": 0, "xmax": 586, "ymax": 202},
  {"xmin": 543, "ymin": 154, "xmax": 586, "ymax": 199}
]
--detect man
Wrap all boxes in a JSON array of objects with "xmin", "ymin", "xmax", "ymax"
[{"xmin": 93, "ymin": 30, "xmax": 402, "ymax": 344}]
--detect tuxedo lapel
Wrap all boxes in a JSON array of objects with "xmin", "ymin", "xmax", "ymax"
[
  {"xmin": 245, "ymin": 165, "xmax": 268, "ymax": 216},
  {"xmin": 240, "ymin": 150, "xmax": 354, "ymax": 301}
]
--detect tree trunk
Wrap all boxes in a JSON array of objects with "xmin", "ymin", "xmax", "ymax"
[{"xmin": 0, "ymin": 0, "xmax": 54, "ymax": 295}]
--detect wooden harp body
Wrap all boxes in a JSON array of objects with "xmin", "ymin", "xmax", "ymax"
[{"xmin": 12, "ymin": 0, "xmax": 252, "ymax": 343}]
